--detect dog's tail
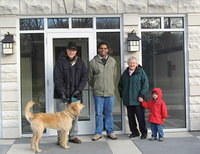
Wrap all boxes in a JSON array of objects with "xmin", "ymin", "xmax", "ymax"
[{"xmin": 25, "ymin": 101, "xmax": 35, "ymax": 122}]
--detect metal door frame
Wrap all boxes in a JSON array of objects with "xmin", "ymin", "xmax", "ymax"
[{"xmin": 46, "ymin": 32, "xmax": 96, "ymax": 135}]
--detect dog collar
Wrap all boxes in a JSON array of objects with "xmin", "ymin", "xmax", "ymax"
[{"xmin": 63, "ymin": 111, "xmax": 76, "ymax": 120}]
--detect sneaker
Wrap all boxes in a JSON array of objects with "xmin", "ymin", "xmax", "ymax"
[
  {"xmin": 69, "ymin": 137, "xmax": 82, "ymax": 144},
  {"xmin": 129, "ymin": 133, "xmax": 140, "ymax": 138},
  {"xmin": 92, "ymin": 134, "xmax": 103, "ymax": 141},
  {"xmin": 158, "ymin": 138, "xmax": 164, "ymax": 142},
  {"xmin": 141, "ymin": 134, "xmax": 147, "ymax": 139},
  {"xmin": 107, "ymin": 134, "xmax": 118, "ymax": 140},
  {"xmin": 149, "ymin": 137, "xmax": 157, "ymax": 141}
]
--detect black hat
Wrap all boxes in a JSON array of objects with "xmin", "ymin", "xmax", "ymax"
[{"xmin": 67, "ymin": 42, "xmax": 78, "ymax": 51}]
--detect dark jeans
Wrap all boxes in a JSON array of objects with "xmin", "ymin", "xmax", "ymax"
[
  {"xmin": 150, "ymin": 123, "xmax": 164, "ymax": 138},
  {"xmin": 126, "ymin": 105, "xmax": 147, "ymax": 136}
]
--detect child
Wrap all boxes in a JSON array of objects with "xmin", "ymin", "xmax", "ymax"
[{"xmin": 139, "ymin": 88, "xmax": 168, "ymax": 142}]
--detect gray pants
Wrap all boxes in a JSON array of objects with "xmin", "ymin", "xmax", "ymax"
[{"xmin": 55, "ymin": 99, "xmax": 78, "ymax": 139}]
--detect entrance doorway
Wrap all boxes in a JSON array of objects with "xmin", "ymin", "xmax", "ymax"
[
  {"xmin": 46, "ymin": 32, "xmax": 96, "ymax": 135},
  {"xmin": 20, "ymin": 17, "xmax": 122, "ymax": 136}
]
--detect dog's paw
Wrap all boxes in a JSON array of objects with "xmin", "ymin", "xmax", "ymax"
[
  {"xmin": 64, "ymin": 145, "xmax": 70, "ymax": 149},
  {"xmin": 61, "ymin": 145, "xmax": 70, "ymax": 149},
  {"xmin": 36, "ymin": 149, "xmax": 42, "ymax": 152}
]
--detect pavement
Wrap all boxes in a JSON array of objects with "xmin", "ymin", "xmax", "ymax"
[{"xmin": 1, "ymin": 132, "xmax": 200, "ymax": 154}]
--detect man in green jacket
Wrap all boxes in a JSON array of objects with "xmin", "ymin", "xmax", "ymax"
[
  {"xmin": 118, "ymin": 56, "xmax": 149, "ymax": 139},
  {"xmin": 89, "ymin": 42, "xmax": 118, "ymax": 141}
]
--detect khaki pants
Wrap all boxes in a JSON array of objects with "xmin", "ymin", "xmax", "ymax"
[{"xmin": 55, "ymin": 99, "xmax": 78, "ymax": 140}]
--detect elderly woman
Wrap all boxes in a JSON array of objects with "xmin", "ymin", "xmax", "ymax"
[{"xmin": 118, "ymin": 56, "xmax": 149, "ymax": 139}]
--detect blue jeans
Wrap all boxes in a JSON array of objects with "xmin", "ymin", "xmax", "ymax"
[
  {"xmin": 150, "ymin": 123, "xmax": 164, "ymax": 138},
  {"xmin": 94, "ymin": 96, "xmax": 115, "ymax": 135}
]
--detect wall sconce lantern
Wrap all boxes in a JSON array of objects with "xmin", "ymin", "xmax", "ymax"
[
  {"xmin": 1, "ymin": 32, "xmax": 14, "ymax": 55},
  {"xmin": 127, "ymin": 30, "xmax": 140, "ymax": 52}
]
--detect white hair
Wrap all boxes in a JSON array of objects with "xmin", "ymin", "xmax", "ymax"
[{"xmin": 127, "ymin": 56, "xmax": 138, "ymax": 64}]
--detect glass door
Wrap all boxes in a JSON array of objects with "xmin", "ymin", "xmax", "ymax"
[{"xmin": 46, "ymin": 32, "xmax": 96, "ymax": 135}]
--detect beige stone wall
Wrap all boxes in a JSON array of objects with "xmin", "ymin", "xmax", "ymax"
[
  {"xmin": 0, "ymin": 16, "xmax": 20, "ymax": 138},
  {"xmin": 0, "ymin": 0, "xmax": 200, "ymax": 15},
  {"xmin": 188, "ymin": 14, "xmax": 200, "ymax": 130}
]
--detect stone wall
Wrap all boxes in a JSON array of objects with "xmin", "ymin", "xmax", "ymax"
[
  {"xmin": 188, "ymin": 14, "xmax": 200, "ymax": 130},
  {"xmin": 0, "ymin": 0, "xmax": 200, "ymax": 15},
  {"xmin": 0, "ymin": 16, "xmax": 19, "ymax": 138}
]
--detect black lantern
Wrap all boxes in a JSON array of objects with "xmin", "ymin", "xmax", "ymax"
[
  {"xmin": 127, "ymin": 30, "xmax": 140, "ymax": 52},
  {"xmin": 1, "ymin": 32, "xmax": 14, "ymax": 55}
]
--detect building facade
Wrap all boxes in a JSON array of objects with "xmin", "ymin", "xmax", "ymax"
[{"xmin": 0, "ymin": 0, "xmax": 200, "ymax": 138}]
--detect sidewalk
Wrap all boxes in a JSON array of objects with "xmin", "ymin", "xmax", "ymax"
[{"xmin": 1, "ymin": 132, "xmax": 200, "ymax": 154}]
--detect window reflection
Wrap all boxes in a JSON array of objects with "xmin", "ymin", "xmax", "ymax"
[
  {"xmin": 20, "ymin": 18, "xmax": 44, "ymax": 30},
  {"xmin": 141, "ymin": 17, "xmax": 161, "ymax": 29},
  {"xmin": 164, "ymin": 17, "xmax": 184, "ymax": 29},
  {"xmin": 72, "ymin": 18, "xmax": 93, "ymax": 28},
  {"xmin": 142, "ymin": 32, "xmax": 186, "ymax": 128},
  {"xmin": 20, "ymin": 33, "xmax": 45, "ymax": 133},
  {"xmin": 48, "ymin": 18, "xmax": 69, "ymax": 28},
  {"xmin": 96, "ymin": 17, "xmax": 120, "ymax": 29}
]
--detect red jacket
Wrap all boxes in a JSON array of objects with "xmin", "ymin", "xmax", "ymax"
[{"xmin": 141, "ymin": 88, "xmax": 168, "ymax": 124}]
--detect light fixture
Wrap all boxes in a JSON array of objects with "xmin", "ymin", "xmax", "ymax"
[
  {"xmin": 127, "ymin": 30, "xmax": 140, "ymax": 52},
  {"xmin": 1, "ymin": 32, "xmax": 14, "ymax": 55}
]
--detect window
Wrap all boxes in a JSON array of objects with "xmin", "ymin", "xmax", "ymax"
[
  {"xmin": 72, "ymin": 18, "xmax": 93, "ymax": 28},
  {"xmin": 20, "ymin": 33, "xmax": 45, "ymax": 133},
  {"xmin": 96, "ymin": 17, "xmax": 120, "ymax": 29},
  {"xmin": 164, "ymin": 17, "xmax": 184, "ymax": 29},
  {"xmin": 20, "ymin": 18, "xmax": 44, "ymax": 30},
  {"xmin": 48, "ymin": 18, "xmax": 69, "ymax": 28},
  {"xmin": 141, "ymin": 17, "xmax": 161, "ymax": 29},
  {"xmin": 97, "ymin": 32, "xmax": 122, "ymax": 130},
  {"xmin": 141, "ymin": 16, "xmax": 186, "ymax": 129}
]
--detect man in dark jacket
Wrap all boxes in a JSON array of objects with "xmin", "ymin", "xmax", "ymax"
[
  {"xmin": 118, "ymin": 56, "xmax": 149, "ymax": 139},
  {"xmin": 54, "ymin": 42, "xmax": 88, "ymax": 144}
]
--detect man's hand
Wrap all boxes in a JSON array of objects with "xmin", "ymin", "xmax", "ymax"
[
  {"xmin": 72, "ymin": 90, "xmax": 80, "ymax": 97},
  {"xmin": 61, "ymin": 93, "xmax": 69, "ymax": 104},
  {"xmin": 138, "ymin": 97, "xmax": 144, "ymax": 102}
]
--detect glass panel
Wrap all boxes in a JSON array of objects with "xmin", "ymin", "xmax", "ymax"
[
  {"xmin": 48, "ymin": 18, "xmax": 69, "ymax": 28},
  {"xmin": 72, "ymin": 18, "xmax": 93, "ymax": 28},
  {"xmin": 96, "ymin": 17, "xmax": 120, "ymax": 29},
  {"xmin": 21, "ymin": 33, "xmax": 45, "ymax": 133},
  {"xmin": 142, "ymin": 31, "xmax": 186, "ymax": 128},
  {"xmin": 141, "ymin": 17, "xmax": 161, "ymax": 29},
  {"xmin": 53, "ymin": 38, "xmax": 90, "ymax": 120},
  {"xmin": 97, "ymin": 32, "xmax": 122, "ymax": 130},
  {"xmin": 20, "ymin": 18, "xmax": 44, "ymax": 30},
  {"xmin": 164, "ymin": 17, "xmax": 184, "ymax": 29}
]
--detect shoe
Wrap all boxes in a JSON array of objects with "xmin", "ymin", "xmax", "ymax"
[
  {"xmin": 92, "ymin": 134, "xmax": 103, "ymax": 141},
  {"xmin": 141, "ymin": 134, "xmax": 147, "ymax": 139},
  {"xmin": 69, "ymin": 137, "xmax": 82, "ymax": 144},
  {"xmin": 149, "ymin": 137, "xmax": 157, "ymax": 141},
  {"xmin": 107, "ymin": 134, "xmax": 118, "ymax": 140},
  {"xmin": 158, "ymin": 138, "xmax": 164, "ymax": 142},
  {"xmin": 129, "ymin": 133, "xmax": 140, "ymax": 138}
]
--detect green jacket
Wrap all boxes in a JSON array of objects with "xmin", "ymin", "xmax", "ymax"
[
  {"xmin": 118, "ymin": 66, "xmax": 149, "ymax": 106},
  {"xmin": 89, "ymin": 55, "xmax": 117, "ymax": 96}
]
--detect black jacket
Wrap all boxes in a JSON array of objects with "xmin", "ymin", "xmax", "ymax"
[{"xmin": 54, "ymin": 52, "xmax": 88, "ymax": 100}]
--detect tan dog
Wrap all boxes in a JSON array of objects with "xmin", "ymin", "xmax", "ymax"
[{"xmin": 25, "ymin": 101, "xmax": 84, "ymax": 152}]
